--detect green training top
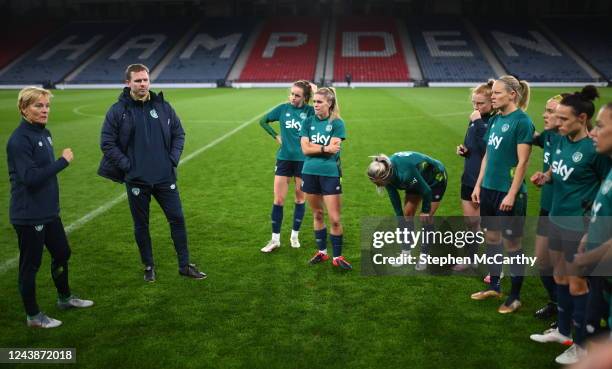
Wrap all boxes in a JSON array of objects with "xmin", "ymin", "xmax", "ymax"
[
  {"xmin": 533, "ymin": 130, "xmax": 562, "ymax": 211},
  {"xmin": 482, "ymin": 109, "xmax": 534, "ymax": 193},
  {"xmin": 549, "ymin": 136, "xmax": 611, "ymax": 231},
  {"xmin": 385, "ymin": 151, "xmax": 447, "ymax": 216},
  {"xmin": 586, "ymin": 169, "xmax": 612, "ymax": 250},
  {"xmin": 259, "ymin": 103, "xmax": 315, "ymax": 161},
  {"xmin": 300, "ymin": 115, "xmax": 346, "ymax": 177}
]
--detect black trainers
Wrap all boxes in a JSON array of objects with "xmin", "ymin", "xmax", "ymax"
[
  {"xmin": 534, "ymin": 302, "xmax": 557, "ymax": 320},
  {"xmin": 144, "ymin": 266, "xmax": 155, "ymax": 282},
  {"xmin": 179, "ymin": 263, "xmax": 207, "ymax": 280}
]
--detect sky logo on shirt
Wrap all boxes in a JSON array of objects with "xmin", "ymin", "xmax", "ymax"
[
  {"xmin": 311, "ymin": 133, "xmax": 330, "ymax": 145},
  {"xmin": 551, "ymin": 159, "xmax": 575, "ymax": 181},
  {"xmin": 488, "ymin": 133, "xmax": 503, "ymax": 149},
  {"xmin": 285, "ymin": 119, "xmax": 301, "ymax": 130}
]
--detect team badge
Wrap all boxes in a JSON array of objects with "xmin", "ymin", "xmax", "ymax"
[
  {"xmin": 170, "ymin": 184, "xmax": 176, "ymax": 190},
  {"xmin": 501, "ymin": 124, "xmax": 510, "ymax": 132},
  {"xmin": 35, "ymin": 225, "xmax": 44, "ymax": 232},
  {"xmin": 131, "ymin": 187, "xmax": 140, "ymax": 196},
  {"xmin": 300, "ymin": 113, "xmax": 307, "ymax": 119},
  {"xmin": 325, "ymin": 124, "xmax": 332, "ymax": 132},
  {"xmin": 38, "ymin": 141, "xmax": 43, "ymax": 147},
  {"xmin": 572, "ymin": 152, "xmax": 583, "ymax": 163},
  {"xmin": 47, "ymin": 137, "xmax": 52, "ymax": 145},
  {"xmin": 150, "ymin": 109, "xmax": 158, "ymax": 119}
]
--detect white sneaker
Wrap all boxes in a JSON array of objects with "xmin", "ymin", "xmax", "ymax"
[
  {"xmin": 290, "ymin": 237, "xmax": 301, "ymax": 248},
  {"xmin": 27, "ymin": 312, "xmax": 62, "ymax": 329},
  {"xmin": 415, "ymin": 254, "xmax": 428, "ymax": 271},
  {"xmin": 57, "ymin": 295, "xmax": 94, "ymax": 310},
  {"xmin": 261, "ymin": 240, "xmax": 280, "ymax": 253},
  {"xmin": 555, "ymin": 344, "xmax": 586, "ymax": 365},
  {"xmin": 391, "ymin": 250, "xmax": 411, "ymax": 268},
  {"xmin": 530, "ymin": 327, "xmax": 573, "ymax": 345}
]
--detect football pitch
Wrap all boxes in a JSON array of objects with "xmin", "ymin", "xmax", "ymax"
[{"xmin": 1, "ymin": 87, "xmax": 612, "ymax": 369}]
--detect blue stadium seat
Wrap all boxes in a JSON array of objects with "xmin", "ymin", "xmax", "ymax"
[
  {"xmin": 407, "ymin": 17, "xmax": 495, "ymax": 82},
  {"xmin": 473, "ymin": 19, "xmax": 593, "ymax": 82},
  {"xmin": 543, "ymin": 18, "xmax": 612, "ymax": 81},
  {"xmin": 71, "ymin": 20, "xmax": 191, "ymax": 83},
  {"xmin": 155, "ymin": 18, "xmax": 254, "ymax": 83},
  {"xmin": 0, "ymin": 22, "xmax": 127, "ymax": 84}
]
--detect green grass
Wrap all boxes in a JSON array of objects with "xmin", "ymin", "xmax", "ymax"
[{"xmin": 1, "ymin": 87, "xmax": 611, "ymax": 369}]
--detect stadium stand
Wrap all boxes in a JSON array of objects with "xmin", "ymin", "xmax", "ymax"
[
  {"xmin": 0, "ymin": 22, "xmax": 56, "ymax": 70},
  {"xmin": 155, "ymin": 18, "xmax": 255, "ymax": 83},
  {"xmin": 543, "ymin": 17, "xmax": 612, "ymax": 81},
  {"xmin": 473, "ymin": 19, "xmax": 594, "ymax": 82},
  {"xmin": 238, "ymin": 17, "xmax": 321, "ymax": 82},
  {"xmin": 406, "ymin": 17, "xmax": 496, "ymax": 82},
  {"xmin": 0, "ymin": 22, "xmax": 125, "ymax": 85},
  {"xmin": 71, "ymin": 21, "xmax": 191, "ymax": 83},
  {"xmin": 333, "ymin": 17, "xmax": 409, "ymax": 82}
]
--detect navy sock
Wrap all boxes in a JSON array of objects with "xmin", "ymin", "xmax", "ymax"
[
  {"xmin": 315, "ymin": 228, "xmax": 327, "ymax": 251},
  {"xmin": 486, "ymin": 242, "xmax": 503, "ymax": 292},
  {"xmin": 539, "ymin": 268, "xmax": 557, "ymax": 303},
  {"xmin": 421, "ymin": 223, "xmax": 435, "ymax": 255},
  {"xmin": 466, "ymin": 238, "xmax": 479, "ymax": 259},
  {"xmin": 557, "ymin": 284, "xmax": 574, "ymax": 337},
  {"xmin": 330, "ymin": 234, "xmax": 343, "ymax": 257},
  {"xmin": 399, "ymin": 218, "xmax": 414, "ymax": 251},
  {"xmin": 293, "ymin": 203, "xmax": 305, "ymax": 231},
  {"xmin": 508, "ymin": 249, "xmax": 525, "ymax": 300},
  {"xmin": 271, "ymin": 204, "xmax": 283, "ymax": 234},
  {"xmin": 572, "ymin": 292, "xmax": 589, "ymax": 347}
]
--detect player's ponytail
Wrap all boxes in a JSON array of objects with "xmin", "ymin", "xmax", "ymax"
[
  {"xmin": 367, "ymin": 154, "xmax": 393, "ymax": 192},
  {"xmin": 497, "ymin": 75, "xmax": 530, "ymax": 110},
  {"xmin": 315, "ymin": 87, "xmax": 341, "ymax": 122},
  {"xmin": 293, "ymin": 80, "xmax": 314, "ymax": 104},
  {"xmin": 560, "ymin": 85, "xmax": 599, "ymax": 130},
  {"xmin": 517, "ymin": 80, "xmax": 530, "ymax": 110}
]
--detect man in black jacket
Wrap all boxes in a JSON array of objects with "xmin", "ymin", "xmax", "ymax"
[
  {"xmin": 8, "ymin": 87, "xmax": 93, "ymax": 328},
  {"xmin": 98, "ymin": 64, "xmax": 206, "ymax": 282}
]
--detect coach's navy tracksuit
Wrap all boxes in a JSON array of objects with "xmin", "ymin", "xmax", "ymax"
[
  {"xmin": 98, "ymin": 88, "xmax": 189, "ymax": 268},
  {"xmin": 7, "ymin": 119, "xmax": 71, "ymax": 316}
]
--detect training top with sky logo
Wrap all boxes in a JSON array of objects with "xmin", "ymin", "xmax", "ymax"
[
  {"xmin": 386, "ymin": 151, "xmax": 446, "ymax": 216},
  {"xmin": 299, "ymin": 115, "xmax": 345, "ymax": 177},
  {"xmin": 533, "ymin": 130, "xmax": 562, "ymax": 211},
  {"xmin": 482, "ymin": 109, "xmax": 534, "ymax": 194},
  {"xmin": 549, "ymin": 136, "xmax": 611, "ymax": 232},
  {"xmin": 586, "ymin": 169, "xmax": 612, "ymax": 251},
  {"xmin": 260, "ymin": 103, "xmax": 314, "ymax": 161}
]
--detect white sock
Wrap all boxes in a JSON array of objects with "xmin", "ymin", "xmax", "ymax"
[
  {"xmin": 319, "ymin": 249, "xmax": 327, "ymax": 255},
  {"xmin": 291, "ymin": 230, "xmax": 299, "ymax": 239},
  {"xmin": 271, "ymin": 233, "xmax": 280, "ymax": 242}
]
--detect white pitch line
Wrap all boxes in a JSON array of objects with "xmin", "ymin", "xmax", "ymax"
[{"xmin": 0, "ymin": 108, "xmax": 270, "ymax": 275}]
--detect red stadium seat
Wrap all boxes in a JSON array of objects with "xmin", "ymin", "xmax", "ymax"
[
  {"xmin": 334, "ymin": 17, "xmax": 410, "ymax": 82},
  {"xmin": 238, "ymin": 17, "xmax": 320, "ymax": 82},
  {"xmin": 0, "ymin": 22, "xmax": 56, "ymax": 69}
]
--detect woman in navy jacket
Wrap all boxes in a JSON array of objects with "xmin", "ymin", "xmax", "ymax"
[{"xmin": 7, "ymin": 87, "xmax": 93, "ymax": 329}]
